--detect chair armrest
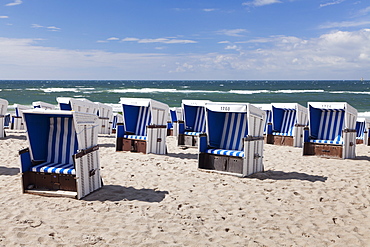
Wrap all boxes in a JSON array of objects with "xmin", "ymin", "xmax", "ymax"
[
  {"xmin": 198, "ymin": 133, "xmax": 208, "ymax": 152},
  {"xmin": 178, "ymin": 120, "xmax": 185, "ymax": 134},
  {"xmin": 19, "ymin": 147, "xmax": 32, "ymax": 173},
  {"xmin": 116, "ymin": 123, "xmax": 125, "ymax": 137},
  {"xmin": 303, "ymin": 126, "xmax": 309, "ymax": 142},
  {"xmin": 75, "ymin": 145, "xmax": 99, "ymax": 159}
]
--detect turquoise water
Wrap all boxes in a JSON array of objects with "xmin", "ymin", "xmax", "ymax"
[{"xmin": 0, "ymin": 80, "xmax": 369, "ymax": 113}]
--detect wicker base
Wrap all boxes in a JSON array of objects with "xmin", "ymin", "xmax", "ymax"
[
  {"xmin": 178, "ymin": 134, "xmax": 198, "ymax": 147},
  {"xmin": 199, "ymin": 153, "xmax": 243, "ymax": 175},
  {"xmin": 22, "ymin": 171, "xmax": 77, "ymax": 192},
  {"xmin": 303, "ymin": 142, "xmax": 343, "ymax": 158},
  {"xmin": 266, "ymin": 135, "xmax": 294, "ymax": 146}
]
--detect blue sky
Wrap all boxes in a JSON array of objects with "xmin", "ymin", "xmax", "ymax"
[{"xmin": 0, "ymin": 0, "xmax": 369, "ymax": 80}]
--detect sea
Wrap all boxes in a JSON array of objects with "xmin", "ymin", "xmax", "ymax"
[{"xmin": 1, "ymin": 80, "xmax": 370, "ymax": 115}]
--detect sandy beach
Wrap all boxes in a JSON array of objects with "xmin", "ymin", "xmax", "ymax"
[{"xmin": 1, "ymin": 131, "xmax": 370, "ymax": 246}]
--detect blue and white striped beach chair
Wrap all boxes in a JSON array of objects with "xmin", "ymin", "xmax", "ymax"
[
  {"xmin": 116, "ymin": 98, "xmax": 169, "ymax": 154},
  {"xmin": 355, "ymin": 117, "xmax": 370, "ymax": 145},
  {"xmin": 11, "ymin": 104, "xmax": 31, "ymax": 130},
  {"xmin": 267, "ymin": 103, "xmax": 308, "ymax": 147},
  {"xmin": 111, "ymin": 113, "xmax": 123, "ymax": 134},
  {"xmin": 19, "ymin": 109, "xmax": 102, "ymax": 199},
  {"xmin": 178, "ymin": 100, "xmax": 211, "ymax": 147},
  {"xmin": 167, "ymin": 107, "xmax": 182, "ymax": 136},
  {"xmin": 0, "ymin": 98, "xmax": 8, "ymax": 138},
  {"xmin": 32, "ymin": 101, "xmax": 56, "ymax": 110},
  {"xmin": 253, "ymin": 104, "xmax": 273, "ymax": 143},
  {"xmin": 57, "ymin": 97, "xmax": 98, "ymax": 115},
  {"xmin": 198, "ymin": 102, "xmax": 265, "ymax": 177},
  {"xmin": 96, "ymin": 102, "xmax": 113, "ymax": 135},
  {"xmin": 303, "ymin": 102, "xmax": 357, "ymax": 159}
]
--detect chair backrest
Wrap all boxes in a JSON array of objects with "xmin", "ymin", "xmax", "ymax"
[
  {"xmin": 272, "ymin": 107, "xmax": 296, "ymax": 135},
  {"xmin": 356, "ymin": 120, "xmax": 366, "ymax": 138},
  {"xmin": 183, "ymin": 105, "xmax": 206, "ymax": 132},
  {"xmin": 46, "ymin": 116, "xmax": 78, "ymax": 165},
  {"xmin": 57, "ymin": 97, "xmax": 98, "ymax": 114}
]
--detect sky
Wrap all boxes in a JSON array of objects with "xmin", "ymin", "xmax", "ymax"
[{"xmin": 0, "ymin": 0, "xmax": 369, "ymax": 80}]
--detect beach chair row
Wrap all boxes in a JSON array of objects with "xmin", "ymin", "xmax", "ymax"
[{"xmin": 0, "ymin": 98, "xmax": 118, "ymax": 135}]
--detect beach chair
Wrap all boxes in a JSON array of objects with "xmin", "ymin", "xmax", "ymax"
[
  {"xmin": 266, "ymin": 103, "xmax": 308, "ymax": 147},
  {"xmin": 355, "ymin": 117, "xmax": 370, "ymax": 145},
  {"xmin": 57, "ymin": 97, "xmax": 98, "ymax": 115},
  {"xmin": 11, "ymin": 104, "xmax": 31, "ymax": 130},
  {"xmin": 198, "ymin": 102, "xmax": 265, "ymax": 177},
  {"xmin": 253, "ymin": 104, "xmax": 273, "ymax": 143},
  {"xmin": 111, "ymin": 113, "xmax": 123, "ymax": 134},
  {"xmin": 178, "ymin": 100, "xmax": 211, "ymax": 147},
  {"xmin": 4, "ymin": 113, "xmax": 10, "ymax": 129},
  {"xmin": 116, "ymin": 98, "xmax": 169, "ymax": 154},
  {"xmin": 96, "ymin": 103, "xmax": 113, "ymax": 134},
  {"xmin": 0, "ymin": 98, "xmax": 8, "ymax": 138},
  {"xmin": 19, "ymin": 109, "xmax": 102, "ymax": 199},
  {"xmin": 303, "ymin": 102, "xmax": 357, "ymax": 159},
  {"xmin": 32, "ymin": 101, "xmax": 56, "ymax": 110},
  {"xmin": 167, "ymin": 107, "xmax": 182, "ymax": 136}
]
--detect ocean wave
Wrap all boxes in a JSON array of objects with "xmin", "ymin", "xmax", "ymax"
[
  {"xmin": 229, "ymin": 89, "xmax": 324, "ymax": 94},
  {"xmin": 25, "ymin": 88, "xmax": 96, "ymax": 93},
  {"xmin": 230, "ymin": 90, "xmax": 270, "ymax": 94},
  {"xmin": 330, "ymin": 91, "xmax": 370, "ymax": 95},
  {"xmin": 110, "ymin": 88, "xmax": 221, "ymax": 94}
]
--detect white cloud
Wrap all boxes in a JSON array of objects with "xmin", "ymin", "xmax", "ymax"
[
  {"xmin": 319, "ymin": 21, "xmax": 370, "ymax": 29},
  {"xmin": 5, "ymin": 0, "xmax": 22, "ymax": 6},
  {"xmin": 319, "ymin": 0, "xmax": 346, "ymax": 8},
  {"xmin": 358, "ymin": 6, "xmax": 370, "ymax": 16},
  {"xmin": 0, "ymin": 16, "xmax": 9, "ymax": 19},
  {"xmin": 216, "ymin": 29, "xmax": 248, "ymax": 37},
  {"xmin": 107, "ymin": 37, "xmax": 120, "ymax": 41},
  {"xmin": 31, "ymin": 24, "xmax": 61, "ymax": 31},
  {"xmin": 243, "ymin": 0, "xmax": 281, "ymax": 7},
  {"xmin": 203, "ymin": 8, "xmax": 216, "ymax": 12},
  {"xmin": 0, "ymin": 29, "xmax": 369, "ymax": 80},
  {"xmin": 121, "ymin": 37, "xmax": 197, "ymax": 44}
]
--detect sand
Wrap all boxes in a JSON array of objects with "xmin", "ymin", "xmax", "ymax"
[{"xmin": 0, "ymin": 130, "xmax": 370, "ymax": 246}]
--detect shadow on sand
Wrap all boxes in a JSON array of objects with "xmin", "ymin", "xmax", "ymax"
[
  {"xmin": 249, "ymin": 170, "xmax": 327, "ymax": 182},
  {"xmin": 0, "ymin": 166, "xmax": 20, "ymax": 176},
  {"xmin": 83, "ymin": 185, "xmax": 169, "ymax": 203}
]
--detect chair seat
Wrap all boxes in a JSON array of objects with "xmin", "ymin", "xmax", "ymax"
[
  {"xmin": 184, "ymin": 131, "xmax": 202, "ymax": 136},
  {"xmin": 206, "ymin": 149, "xmax": 244, "ymax": 157},
  {"xmin": 32, "ymin": 162, "xmax": 75, "ymax": 175},
  {"xmin": 123, "ymin": 135, "xmax": 147, "ymax": 140},
  {"xmin": 309, "ymin": 139, "xmax": 343, "ymax": 145}
]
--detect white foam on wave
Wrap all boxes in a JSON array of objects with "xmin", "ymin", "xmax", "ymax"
[
  {"xmin": 330, "ymin": 91, "xmax": 370, "ymax": 95},
  {"xmin": 274, "ymin": 89, "xmax": 325, "ymax": 93},
  {"xmin": 110, "ymin": 88, "xmax": 221, "ymax": 94},
  {"xmin": 230, "ymin": 90, "xmax": 270, "ymax": 94}
]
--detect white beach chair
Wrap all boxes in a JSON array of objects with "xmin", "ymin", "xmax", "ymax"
[
  {"xmin": 303, "ymin": 102, "xmax": 357, "ymax": 159},
  {"xmin": 253, "ymin": 104, "xmax": 273, "ymax": 143},
  {"xmin": 0, "ymin": 98, "xmax": 8, "ymax": 138},
  {"xmin": 198, "ymin": 102, "xmax": 265, "ymax": 177},
  {"xmin": 116, "ymin": 98, "xmax": 169, "ymax": 155},
  {"xmin": 355, "ymin": 117, "xmax": 370, "ymax": 145},
  {"xmin": 266, "ymin": 103, "xmax": 308, "ymax": 147},
  {"xmin": 178, "ymin": 100, "xmax": 211, "ymax": 147},
  {"xmin": 32, "ymin": 101, "xmax": 56, "ymax": 110},
  {"xmin": 96, "ymin": 102, "xmax": 113, "ymax": 134},
  {"xmin": 19, "ymin": 109, "xmax": 102, "ymax": 199},
  {"xmin": 57, "ymin": 97, "xmax": 98, "ymax": 115},
  {"xmin": 11, "ymin": 104, "xmax": 31, "ymax": 130}
]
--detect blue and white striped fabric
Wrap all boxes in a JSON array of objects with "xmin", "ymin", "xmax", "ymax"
[
  {"xmin": 123, "ymin": 135, "xmax": 147, "ymax": 140},
  {"xmin": 273, "ymin": 109, "xmax": 296, "ymax": 136},
  {"xmin": 263, "ymin": 110, "xmax": 272, "ymax": 134},
  {"xmin": 184, "ymin": 132, "xmax": 200, "ymax": 136},
  {"xmin": 206, "ymin": 149, "xmax": 245, "ymax": 157},
  {"xmin": 31, "ymin": 117, "xmax": 77, "ymax": 175},
  {"xmin": 310, "ymin": 109, "xmax": 345, "ymax": 145},
  {"xmin": 219, "ymin": 112, "xmax": 248, "ymax": 151},
  {"xmin": 135, "ymin": 106, "xmax": 151, "ymax": 136},
  {"xmin": 193, "ymin": 106, "xmax": 206, "ymax": 133},
  {"xmin": 356, "ymin": 121, "xmax": 365, "ymax": 139}
]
